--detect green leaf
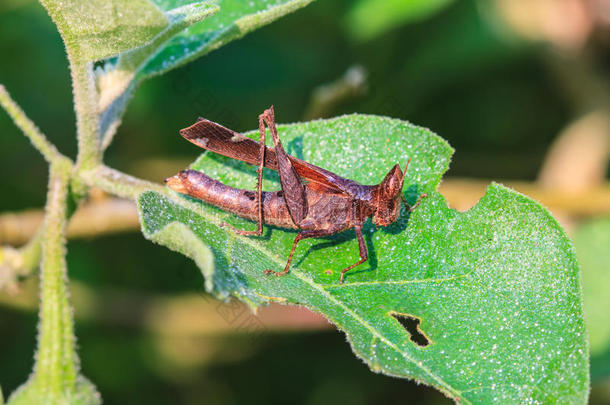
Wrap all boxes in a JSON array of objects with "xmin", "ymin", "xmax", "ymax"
[
  {"xmin": 344, "ymin": 0, "xmax": 455, "ymax": 41},
  {"xmin": 98, "ymin": 0, "xmax": 314, "ymax": 149},
  {"xmin": 137, "ymin": 114, "xmax": 589, "ymax": 403},
  {"xmin": 114, "ymin": 2, "xmax": 222, "ymax": 74},
  {"xmin": 38, "ymin": 0, "xmax": 169, "ymax": 61},
  {"xmin": 98, "ymin": 1, "xmax": 220, "ymax": 142},
  {"xmin": 139, "ymin": 0, "xmax": 316, "ymax": 79},
  {"xmin": 573, "ymin": 217, "xmax": 610, "ymax": 381}
]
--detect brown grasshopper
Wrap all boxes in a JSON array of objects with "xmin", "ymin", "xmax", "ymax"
[{"xmin": 165, "ymin": 107, "xmax": 426, "ymax": 283}]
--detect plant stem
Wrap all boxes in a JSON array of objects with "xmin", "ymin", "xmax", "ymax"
[
  {"xmin": 36, "ymin": 0, "xmax": 101, "ymax": 173},
  {"xmin": 0, "ymin": 231, "xmax": 42, "ymax": 293},
  {"xmin": 33, "ymin": 157, "xmax": 79, "ymax": 397},
  {"xmin": 1, "ymin": 199, "xmax": 138, "ymax": 246},
  {"xmin": 81, "ymin": 165, "xmax": 166, "ymax": 200},
  {"xmin": 71, "ymin": 60, "xmax": 101, "ymax": 172},
  {"xmin": 0, "ymin": 85, "xmax": 63, "ymax": 164}
]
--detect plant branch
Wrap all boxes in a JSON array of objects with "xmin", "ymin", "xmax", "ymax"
[
  {"xmin": 0, "ymin": 278, "xmax": 330, "ymax": 337},
  {"xmin": 36, "ymin": 159, "xmax": 78, "ymax": 393},
  {"xmin": 7, "ymin": 157, "xmax": 100, "ymax": 403},
  {"xmin": 1, "ymin": 197, "xmax": 138, "ymax": 246},
  {"xmin": 0, "ymin": 231, "xmax": 42, "ymax": 294},
  {"xmin": 80, "ymin": 165, "xmax": 166, "ymax": 199},
  {"xmin": 0, "ymin": 85, "xmax": 64, "ymax": 164},
  {"xmin": 37, "ymin": 1, "xmax": 102, "ymax": 174},
  {"xmin": 71, "ymin": 60, "xmax": 101, "ymax": 173}
]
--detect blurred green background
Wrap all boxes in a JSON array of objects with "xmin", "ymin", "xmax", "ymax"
[{"xmin": 1, "ymin": 0, "xmax": 609, "ymax": 404}]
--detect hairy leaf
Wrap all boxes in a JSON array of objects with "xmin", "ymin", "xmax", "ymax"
[
  {"xmin": 140, "ymin": 0, "xmax": 316, "ymax": 79},
  {"xmin": 98, "ymin": 2, "xmax": 220, "ymax": 142},
  {"xmin": 38, "ymin": 0, "xmax": 169, "ymax": 61},
  {"xmin": 138, "ymin": 114, "xmax": 589, "ymax": 403},
  {"xmin": 98, "ymin": 0, "xmax": 314, "ymax": 149}
]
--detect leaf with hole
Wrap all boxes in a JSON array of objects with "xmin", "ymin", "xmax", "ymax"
[{"xmin": 137, "ymin": 114, "xmax": 589, "ymax": 403}]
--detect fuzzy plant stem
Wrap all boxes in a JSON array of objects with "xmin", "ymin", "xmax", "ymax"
[
  {"xmin": 69, "ymin": 60, "xmax": 102, "ymax": 201},
  {"xmin": 33, "ymin": 158, "xmax": 79, "ymax": 397},
  {"xmin": 37, "ymin": 0, "xmax": 102, "ymax": 174},
  {"xmin": 71, "ymin": 60, "xmax": 101, "ymax": 172},
  {"xmin": 8, "ymin": 157, "xmax": 100, "ymax": 404},
  {"xmin": 0, "ymin": 85, "xmax": 63, "ymax": 164}
]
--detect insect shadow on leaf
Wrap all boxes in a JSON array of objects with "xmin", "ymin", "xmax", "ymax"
[{"xmin": 294, "ymin": 223, "xmax": 378, "ymax": 274}]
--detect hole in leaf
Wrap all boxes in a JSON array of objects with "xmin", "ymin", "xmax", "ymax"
[
  {"xmin": 244, "ymin": 191, "xmax": 256, "ymax": 201},
  {"xmin": 390, "ymin": 313, "xmax": 430, "ymax": 347}
]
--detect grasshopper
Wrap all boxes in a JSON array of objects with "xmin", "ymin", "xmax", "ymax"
[{"xmin": 166, "ymin": 107, "xmax": 425, "ymax": 283}]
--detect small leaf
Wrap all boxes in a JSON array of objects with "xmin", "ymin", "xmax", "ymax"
[
  {"xmin": 139, "ymin": 0, "xmax": 316, "ymax": 79},
  {"xmin": 137, "ymin": 114, "xmax": 589, "ymax": 402},
  {"xmin": 39, "ymin": 0, "xmax": 169, "ymax": 61}
]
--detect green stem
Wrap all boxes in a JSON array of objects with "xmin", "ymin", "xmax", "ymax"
[
  {"xmin": 8, "ymin": 157, "xmax": 99, "ymax": 403},
  {"xmin": 37, "ymin": 0, "xmax": 102, "ymax": 174},
  {"xmin": 34, "ymin": 158, "xmax": 79, "ymax": 396},
  {"xmin": 0, "ymin": 85, "xmax": 63, "ymax": 164},
  {"xmin": 81, "ymin": 165, "xmax": 165, "ymax": 200},
  {"xmin": 71, "ymin": 60, "xmax": 101, "ymax": 172}
]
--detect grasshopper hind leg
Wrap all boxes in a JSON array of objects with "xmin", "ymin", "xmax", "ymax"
[{"xmin": 219, "ymin": 114, "xmax": 268, "ymax": 236}]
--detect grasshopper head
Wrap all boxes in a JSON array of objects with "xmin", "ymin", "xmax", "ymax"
[{"xmin": 371, "ymin": 163, "xmax": 407, "ymax": 227}]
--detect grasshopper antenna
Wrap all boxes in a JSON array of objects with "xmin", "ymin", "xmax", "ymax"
[{"xmin": 399, "ymin": 158, "xmax": 428, "ymax": 212}]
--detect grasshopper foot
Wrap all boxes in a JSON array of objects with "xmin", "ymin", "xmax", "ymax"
[{"xmin": 264, "ymin": 269, "xmax": 290, "ymax": 277}]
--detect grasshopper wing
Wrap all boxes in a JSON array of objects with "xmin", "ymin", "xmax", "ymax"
[{"xmin": 180, "ymin": 119, "xmax": 362, "ymax": 196}]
